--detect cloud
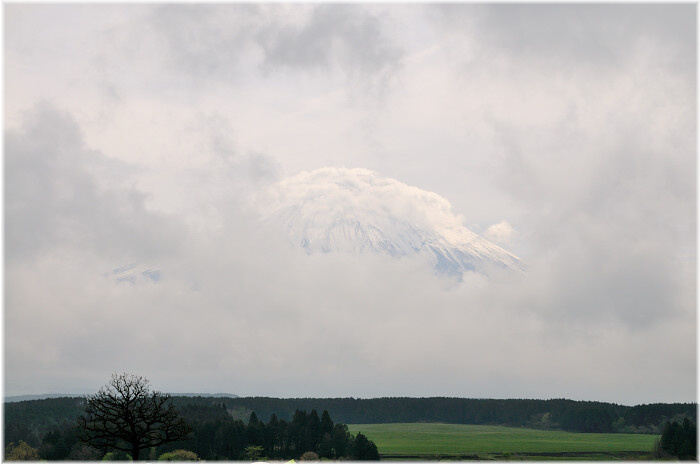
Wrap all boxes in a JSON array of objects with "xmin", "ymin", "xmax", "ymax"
[
  {"xmin": 4, "ymin": 104, "xmax": 694, "ymax": 404},
  {"xmin": 483, "ymin": 221, "xmax": 515, "ymax": 246},
  {"xmin": 3, "ymin": 5, "xmax": 695, "ymax": 405},
  {"xmin": 415, "ymin": 3, "xmax": 697, "ymax": 333},
  {"xmin": 204, "ymin": 113, "xmax": 280, "ymax": 186},
  {"xmin": 257, "ymin": 5, "xmax": 402, "ymax": 80},
  {"xmin": 262, "ymin": 167, "xmax": 470, "ymax": 235},
  {"xmin": 435, "ymin": 4, "xmax": 695, "ymax": 74},
  {"xmin": 151, "ymin": 4, "xmax": 402, "ymax": 89},
  {"xmin": 149, "ymin": 4, "xmax": 262, "ymax": 81},
  {"xmin": 5, "ymin": 102, "xmax": 184, "ymax": 264}
]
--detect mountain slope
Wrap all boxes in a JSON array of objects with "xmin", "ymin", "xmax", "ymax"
[{"xmin": 263, "ymin": 167, "xmax": 525, "ymax": 276}]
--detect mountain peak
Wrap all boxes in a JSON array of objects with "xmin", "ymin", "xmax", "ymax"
[{"xmin": 263, "ymin": 167, "xmax": 525, "ymax": 276}]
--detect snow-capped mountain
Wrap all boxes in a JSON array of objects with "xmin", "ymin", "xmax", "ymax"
[{"xmin": 262, "ymin": 167, "xmax": 525, "ymax": 276}]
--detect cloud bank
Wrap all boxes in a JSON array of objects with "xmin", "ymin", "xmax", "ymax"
[
  {"xmin": 263, "ymin": 167, "xmax": 473, "ymax": 238},
  {"xmin": 4, "ymin": 4, "xmax": 695, "ymax": 404}
]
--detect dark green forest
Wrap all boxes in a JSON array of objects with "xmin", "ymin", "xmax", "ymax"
[
  {"xmin": 201, "ymin": 397, "xmax": 696, "ymax": 434},
  {"xmin": 4, "ymin": 396, "xmax": 696, "ymax": 460},
  {"xmin": 5, "ymin": 401, "xmax": 377, "ymax": 461}
]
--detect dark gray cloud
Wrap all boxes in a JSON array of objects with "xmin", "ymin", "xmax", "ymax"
[
  {"xmin": 151, "ymin": 4, "xmax": 402, "ymax": 87},
  {"xmin": 436, "ymin": 3, "xmax": 696, "ymax": 74},
  {"xmin": 5, "ymin": 102, "xmax": 183, "ymax": 263},
  {"xmin": 150, "ymin": 4, "xmax": 261, "ymax": 81},
  {"xmin": 256, "ymin": 5, "xmax": 401, "ymax": 78}
]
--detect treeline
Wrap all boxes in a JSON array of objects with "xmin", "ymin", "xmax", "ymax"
[
  {"xmin": 162, "ymin": 408, "xmax": 378, "ymax": 460},
  {"xmin": 5, "ymin": 402, "xmax": 378, "ymax": 461},
  {"xmin": 172, "ymin": 397, "xmax": 696, "ymax": 434},
  {"xmin": 5, "ymin": 396, "xmax": 696, "ymax": 456},
  {"xmin": 4, "ymin": 397, "xmax": 84, "ymax": 451}
]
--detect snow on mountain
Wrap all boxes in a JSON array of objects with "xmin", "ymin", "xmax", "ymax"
[
  {"xmin": 262, "ymin": 167, "xmax": 525, "ymax": 276},
  {"xmin": 109, "ymin": 262, "xmax": 161, "ymax": 284}
]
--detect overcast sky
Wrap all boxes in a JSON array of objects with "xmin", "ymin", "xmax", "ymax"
[{"xmin": 4, "ymin": 3, "xmax": 696, "ymax": 405}]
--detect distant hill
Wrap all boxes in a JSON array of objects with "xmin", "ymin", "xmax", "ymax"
[
  {"xmin": 4, "ymin": 394, "xmax": 82, "ymax": 403},
  {"xmin": 5, "ymin": 392, "xmax": 238, "ymax": 403}
]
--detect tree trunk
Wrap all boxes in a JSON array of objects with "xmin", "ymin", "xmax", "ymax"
[{"xmin": 132, "ymin": 444, "xmax": 140, "ymax": 461}]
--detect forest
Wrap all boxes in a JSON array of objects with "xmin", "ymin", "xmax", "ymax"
[
  {"xmin": 4, "ymin": 396, "xmax": 696, "ymax": 460},
  {"xmin": 203, "ymin": 397, "xmax": 696, "ymax": 434},
  {"xmin": 5, "ymin": 400, "xmax": 378, "ymax": 461}
]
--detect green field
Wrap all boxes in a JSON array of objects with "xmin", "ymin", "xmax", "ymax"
[{"xmin": 347, "ymin": 423, "xmax": 659, "ymax": 460}]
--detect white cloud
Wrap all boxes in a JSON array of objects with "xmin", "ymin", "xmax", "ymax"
[
  {"xmin": 483, "ymin": 221, "xmax": 515, "ymax": 246},
  {"xmin": 263, "ymin": 167, "xmax": 469, "ymax": 235}
]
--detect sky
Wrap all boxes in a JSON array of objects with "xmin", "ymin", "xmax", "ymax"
[{"xmin": 4, "ymin": 3, "xmax": 697, "ymax": 405}]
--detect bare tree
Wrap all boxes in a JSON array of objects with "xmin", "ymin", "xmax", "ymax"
[{"xmin": 77, "ymin": 373, "xmax": 191, "ymax": 460}]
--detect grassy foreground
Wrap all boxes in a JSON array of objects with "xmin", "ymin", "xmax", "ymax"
[{"xmin": 347, "ymin": 423, "xmax": 658, "ymax": 460}]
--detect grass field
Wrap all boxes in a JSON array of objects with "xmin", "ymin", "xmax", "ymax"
[{"xmin": 347, "ymin": 423, "xmax": 659, "ymax": 460}]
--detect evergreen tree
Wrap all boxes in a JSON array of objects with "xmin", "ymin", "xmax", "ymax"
[
  {"xmin": 320, "ymin": 410, "xmax": 334, "ymax": 435},
  {"xmin": 318, "ymin": 413, "xmax": 334, "ymax": 460},
  {"xmin": 38, "ymin": 430, "xmax": 70, "ymax": 460},
  {"xmin": 331, "ymin": 424, "xmax": 351, "ymax": 458},
  {"xmin": 265, "ymin": 414, "xmax": 280, "ymax": 457},
  {"xmin": 351, "ymin": 432, "xmax": 380, "ymax": 460},
  {"xmin": 247, "ymin": 412, "xmax": 264, "ymax": 447},
  {"xmin": 660, "ymin": 418, "xmax": 697, "ymax": 460},
  {"xmin": 304, "ymin": 410, "xmax": 321, "ymax": 452},
  {"xmin": 291, "ymin": 410, "xmax": 307, "ymax": 454}
]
